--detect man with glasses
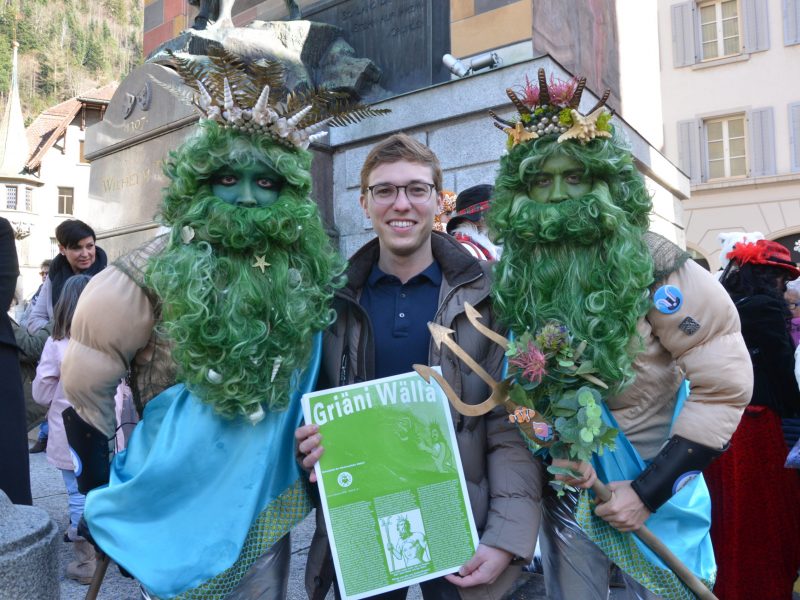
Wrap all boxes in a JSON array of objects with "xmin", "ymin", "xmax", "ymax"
[{"xmin": 296, "ymin": 133, "xmax": 542, "ymax": 600}]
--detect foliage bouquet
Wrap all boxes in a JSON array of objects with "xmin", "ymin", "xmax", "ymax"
[{"xmin": 504, "ymin": 321, "xmax": 617, "ymax": 494}]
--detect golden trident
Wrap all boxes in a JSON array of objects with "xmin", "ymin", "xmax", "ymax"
[
  {"xmin": 413, "ymin": 302, "xmax": 718, "ymax": 600},
  {"xmin": 413, "ymin": 303, "xmax": 553, "ymax": 447}
]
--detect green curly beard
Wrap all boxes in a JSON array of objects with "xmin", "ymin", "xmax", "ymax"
[
  {"xmin": 146, "ymin": 121, "xmax": 345, "ymax": 420},
  {"xmin": 489, "ymin": 136, "xmax": 655, "ymax": 392},
  {"xmin": 495, "ymin": 179, "xmax": 630, "ymax": 245}
]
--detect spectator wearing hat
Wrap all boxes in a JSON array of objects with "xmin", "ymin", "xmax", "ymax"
[
  {"xmin": 446, "ymin": 184, "xmax": 502, "ymax": 261},
  {"xmin": 704, "ymin": 239, "xmax": 800, "ymax": 600}
]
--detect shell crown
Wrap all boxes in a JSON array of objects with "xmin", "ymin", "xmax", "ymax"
[
  {"xmin": 159, "ymin": 48, "xmax": 389, "ymax": 150},
  {"xmin": 491, "ymin": 68, "xmax": 614, "ymax": 148}
]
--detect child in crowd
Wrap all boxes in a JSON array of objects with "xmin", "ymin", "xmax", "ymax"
[{"xmin": 32, "ymin": 274, "xmax": 96, "ymax": 584}]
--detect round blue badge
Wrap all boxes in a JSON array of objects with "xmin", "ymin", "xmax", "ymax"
[
  {"xmin": 654, "ymin": 284, "xmax": 683, "ymax": 314},
  {"xmin": 69, "ymin": 447, "xmax": 83, "ymax": 477},
  {"xmin": 672, "ymin": 470, "xmax": 700, "ymax": 495}
]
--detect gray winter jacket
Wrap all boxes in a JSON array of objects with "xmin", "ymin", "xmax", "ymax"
[{"xmin": 305, "ymin": 231, "xmax": 542, "ymax": 600}]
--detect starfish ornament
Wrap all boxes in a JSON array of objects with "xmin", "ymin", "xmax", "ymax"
[
  {"xmin": 557, "ymin": 108, "xmax": 612, "ymax": 145},
  {"xmin": 505, "ymin": 121, "xmax": 538, "ymax": 146},
  {"xmin": 252, "ymin": 255, "xmax": 271, "ymax": 273}
]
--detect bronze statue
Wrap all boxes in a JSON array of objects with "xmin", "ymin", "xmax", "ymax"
[
  {"xmin": 189, "ymin": 0, "xmax": 234, "ymax": 30},
  {"xmin": 189, "ymin": 0, "xmax": 300, "ymax": 30}
]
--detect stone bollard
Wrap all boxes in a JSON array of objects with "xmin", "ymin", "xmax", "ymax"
[{"xmin": 0, "ymin": 490, "xmax": 59, "ymax": 599}]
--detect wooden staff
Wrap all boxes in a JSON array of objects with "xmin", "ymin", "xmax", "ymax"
[
  {"xmin": 85, "ymin": 553, "xmax": 110, "ymax": 600},
  {"xmin": 589, "ymin": 480, "xmax": 717, "ymax": 600}
]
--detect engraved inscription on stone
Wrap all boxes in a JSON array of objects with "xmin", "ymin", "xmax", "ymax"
[
  {"xmin": 87, "ymin": 63, "xmax": 197, "ymax": 156},
  {"xmin": 84, "ymin": 62, "xmax": 200, "ymax": 251}
]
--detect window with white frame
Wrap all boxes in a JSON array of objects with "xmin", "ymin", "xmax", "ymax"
[
  {"xmin": 699, "ymin": 0, "xmax": 741, "ymax": 59},
  {"xmin": 671, "ymin": 0, "xmax": 769, "ymax": 67},
  {"xmin": 785, "ymin": 0, "xmax": 800, "ymax": 46},
  {"xmin": 58, "ymin": 187, "xmax": 74, "ymax": 214},
  {"xmin": 678, "ymin": 107, "xmax": 774, "ymax": 183},
  {"xmin": 791, "ymin": 102, "xmax": 800, "ymax": 172},
  {"xmin": 705, "ymin": 115, "xmax": 747, "ymax": 179},
  {"xmin": 25, "ymin": 187, "xmax": 32, "ymax": 212},
  {"xmin": 6, "ymin": 185, "xmax": 18, "ymax": 210}
]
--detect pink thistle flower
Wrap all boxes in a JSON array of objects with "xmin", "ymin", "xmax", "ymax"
[
  {"xmin": 509, "ymin": 341, "xmax": 547, "ymax": 384},
  {"xmin": 547, "ymin": 75, "xmax": 578, "ymax": 106},
  {"xmin": 519, "ymin": 75, "xmax": 540, "ymax": 108},
  {"xmin": 518, "ymin": 74, "xmax": 578, "ymax": 108}
]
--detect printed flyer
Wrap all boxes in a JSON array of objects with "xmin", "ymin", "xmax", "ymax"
[{"xmin": 302, "ymin": 369, "xmax": 479, "ymax": 600}]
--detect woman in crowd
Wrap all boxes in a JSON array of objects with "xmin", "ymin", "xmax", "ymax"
[
  {"xmin": 705, "ymin": 239, "xmax": 800, "ymax": 600},
  {"xmin": 26, "ymin": 219, "xmax": 106, "ymax": 334}
]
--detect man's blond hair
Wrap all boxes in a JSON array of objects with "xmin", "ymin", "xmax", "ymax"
[{"xmin": 359, "ymin": 133, "xmax": 442, "ymax": 194}]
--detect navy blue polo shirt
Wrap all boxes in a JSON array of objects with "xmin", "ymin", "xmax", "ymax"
[{"xmin": 360, "ymin": 261, "xmax": 442, "ymax": 379}]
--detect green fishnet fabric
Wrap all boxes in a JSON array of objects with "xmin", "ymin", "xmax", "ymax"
[
  {"xmin": 575, "ymin": 492, "xmax": 715, "ymax": 600},
  {"xmin": 164, "ymin": 478, "xmax": 311, "ymax": 600}
]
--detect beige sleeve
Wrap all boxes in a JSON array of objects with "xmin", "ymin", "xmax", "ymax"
[
  {"xmin": 62, "ymin": 266, "xmax": 155, "ymax": 438},
  {"xmin": 649, "ymin": 260, "xmax": 753, "ymax": 449},
  {"xmin": 482, "ymin": 402, "xmax": 543, "ymax": 562}
]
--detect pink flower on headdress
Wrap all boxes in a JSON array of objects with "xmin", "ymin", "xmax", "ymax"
[
  {"xmin": 509, "ymin": 341, "xmax": 547, "ymax": 384},
  {"xmin": 519, "ymin": 74, "xmax": 578, "ymax": 108}
]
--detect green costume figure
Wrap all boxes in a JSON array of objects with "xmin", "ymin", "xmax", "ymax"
[
  {"xmin": 489, "ymin": 70, "xmax": 751, "ymax": 599},
  {"xmin": 61, "ymin": 50, "xmax": 385, "ymax": 599}
]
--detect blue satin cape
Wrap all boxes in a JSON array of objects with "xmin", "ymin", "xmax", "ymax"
[
  {"xmin": 84, "ymin": 333, "xmax": 321, "ymax": 598},
  {"xmin": 589, "ymin": 381, "xmax": 716, "ymax": 583}
]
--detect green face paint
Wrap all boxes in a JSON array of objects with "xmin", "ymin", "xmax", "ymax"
[
  {"xmin": 211, "ymin": 163, "xmax": 284, "ymax": 207},
  {"xmin": 528, "ymin": 154, "xmax": 592, "ymax": 204}
]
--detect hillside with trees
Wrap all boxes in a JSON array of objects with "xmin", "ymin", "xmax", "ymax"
[{"xmin": 0, "ymin": 0, "xmax": 142, "ymax": 124}]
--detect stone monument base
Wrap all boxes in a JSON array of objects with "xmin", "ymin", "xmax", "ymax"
[{"xmin": 0, "ymin": 491, "xmax": 59, "ymax": 600}]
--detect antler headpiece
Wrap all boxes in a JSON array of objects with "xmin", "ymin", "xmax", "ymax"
[
  {"xmin": 490, "ymin": 68, "xmax": 613, "ymax": 149},
  {"xmin": 157, "ymin": 48, "xmax": 389, "ymax": 150}
]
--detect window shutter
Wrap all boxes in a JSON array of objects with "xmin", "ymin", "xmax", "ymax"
[
  {"xmin": 742, "ymin": 0, "xmax": 771, "ymax": 52},
  {"xmin": 790, "ymin": 102, "xmax": 800, "ymax": 172},
  {"xmin": 678, "ymin": 120, "xmax": 702, "ymax": 183},
  {"xmin": 748, "ymin": 107, "xmax": 776, "ymax": 176},
  {"xmin": 671, "ymin": 2, "xmax": 697, "ymax": 66},
  {"xmin": 786, "ymin": 0, "xmax": 800, "ymax": 45}
]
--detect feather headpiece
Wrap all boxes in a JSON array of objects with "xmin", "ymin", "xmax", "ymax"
[
  {"xmin": 154, "ymin": 48, "xmax": 389, "ymax": 150},
  {"xmin": 726, "ymin": 239, "xmax": 800, "ymax": 278},
  {"xmin": 491, "ymin": 68, "xmax": 614, "ymax": 149}
]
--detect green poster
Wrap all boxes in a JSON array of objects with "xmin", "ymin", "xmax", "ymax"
[{"xmin": 302, "ymin": 369, "xmax": 479, "ymax": 599}]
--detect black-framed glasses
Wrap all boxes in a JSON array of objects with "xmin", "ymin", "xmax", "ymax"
[{"xmin": 368, "ymin": 182, "xmax": 436, "ymax": 205}]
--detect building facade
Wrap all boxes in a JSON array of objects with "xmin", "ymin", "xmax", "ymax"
[
  {"xmin": 0, "ymin": 76, "xmax": 115, "ymax": 300},
  {"xmin": 659, "ymin": 0, "xmax": 800, "ymax": 270}
]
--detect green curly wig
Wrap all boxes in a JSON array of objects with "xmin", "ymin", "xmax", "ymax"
[
  {"xmin": 489, "ymin": 134, "xmax": 655, "ymax": 392},
  {"xmin": 146, "ymin": 120, "xmax": 345, "ymax": 420}
]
